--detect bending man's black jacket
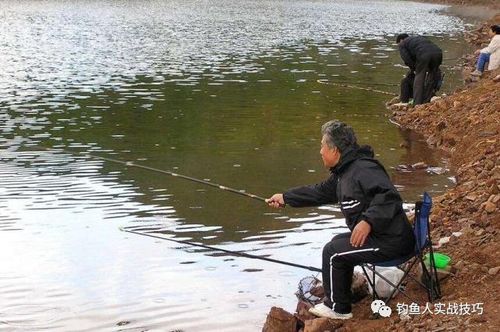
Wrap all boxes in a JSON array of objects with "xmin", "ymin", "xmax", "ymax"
[
  {"xmin": 398, "ymin": 36, "xmax": 442, "ymax": 71},
  {"xmin": 283, "ymin": 146, "xmax": 414, "ymax": 248}
]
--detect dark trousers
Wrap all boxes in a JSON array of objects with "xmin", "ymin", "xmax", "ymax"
[
  {"xmin": 321, "ymin": 232, "xmax": 412, "ymax": 314},
  {"xmin": 400, "ymin": 71, "xmax": 415, "ymax": 103},
  {"xmin": 413, "ymin": 52, "xmax": 442, "ymax": 105}
]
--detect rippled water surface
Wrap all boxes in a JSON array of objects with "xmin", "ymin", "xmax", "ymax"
[{"xmin": 1, "ymin": 0, "xmax": 470, "ymax": 331}]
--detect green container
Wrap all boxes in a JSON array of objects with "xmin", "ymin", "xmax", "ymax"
[{"xmin": 424, "ymin": 253, "xmax": 451, "ymax": 269}]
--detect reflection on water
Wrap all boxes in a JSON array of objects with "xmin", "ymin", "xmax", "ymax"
[
  {"xmin": 0, "ymin": 0, "xmax": 466, "ymax": 331},
  {"xmin": 0, "ymin": 0, "xmax": 463, "ymax": 107}
]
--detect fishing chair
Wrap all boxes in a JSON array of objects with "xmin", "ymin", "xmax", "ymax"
[{"xmin": 360, "ymin": 192, "xmax": 442, "ymax": 307}]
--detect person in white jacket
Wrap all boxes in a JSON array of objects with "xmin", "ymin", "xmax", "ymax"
[{"xmin": 472, "ymin": 25, "xmax": 500, "ymax": 76}]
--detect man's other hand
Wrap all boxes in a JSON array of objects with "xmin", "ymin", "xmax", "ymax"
[
  {"xmin": 266, "ymin": 193, "xmax": 285, "ymax": 208},
  {"xmin": 350, "ymin": 220, "xmax": 372, "ymax": 247}
]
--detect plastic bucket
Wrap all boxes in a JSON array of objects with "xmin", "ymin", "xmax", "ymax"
[{"xmin": 424, "ymin": 253, "xmax": 451, "ymax": 269}]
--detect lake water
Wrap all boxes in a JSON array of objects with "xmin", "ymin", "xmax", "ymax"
[{"xmin": 0, "ymin": 0, "xmax": 471, "ymax": 331}]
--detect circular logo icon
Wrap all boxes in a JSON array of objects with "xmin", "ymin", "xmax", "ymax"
[
  {"xmin": 371, "ymin": 299, "xmax": 385, "ymax": 314},
  {"xmin": 378, "ymin": 305, "xmax": 392, "ymax": 318}
]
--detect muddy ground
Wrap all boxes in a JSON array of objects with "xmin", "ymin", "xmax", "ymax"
[{"xmin": 263, "ymin": 6, "xmax": 499, "ymax": 332}]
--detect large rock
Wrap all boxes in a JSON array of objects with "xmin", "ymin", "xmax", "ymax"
[
  {"xmin": 488, "ymin": 266, "xmax": 500, "ymax": 276},
  {"xmin": 262, "ymin": 307, "xmax": 298, "ymax": 332},
  {"xmin": 296, "ymin": 300, "xmax": 316, "ymax": 322},
  {"xmin": 303, "ymin": 317, "xmax": 343, "ymax": 332},
  {"xmin": 484, "ymin": 201, "xmax": 496, "ymax": 213}
]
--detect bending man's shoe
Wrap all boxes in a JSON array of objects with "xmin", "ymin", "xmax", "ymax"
[
  {"xmin": 308, "ymin": 303, "xmax": 353, "ymax": 320},
  {"xmin": 393, "ymin": 102, "xmax": 409, "ymax": 107},
  {"xmin": 471, "ymin": 69, "xmax": 483, "ymax": 77}
]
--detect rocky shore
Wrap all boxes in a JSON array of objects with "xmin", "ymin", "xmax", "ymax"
[
  {"xmin": 263, "ymin": 7, "xmax": 499, "ymax": 332},
  {"xmin": 384, "ymin": 13, "xmax": 500, "ymax": 332}
]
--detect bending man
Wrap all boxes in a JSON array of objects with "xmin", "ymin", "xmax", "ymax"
[
  {"xmin": 397, "ymin": 34, "xmax": 443, "ymax": 105},
  {"xmin": 266, "ymin": 120, "xmax": 415, "ymax": 320}
]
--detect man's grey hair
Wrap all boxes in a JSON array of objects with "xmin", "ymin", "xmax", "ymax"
[{"xmin": 321, "ymin": 120, "xmax": 358, "ymax": 152}]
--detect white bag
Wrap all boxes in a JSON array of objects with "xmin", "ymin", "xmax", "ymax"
[{"xmin": 365, "ymin": 266, "xmax": 404, "ymax": 299}]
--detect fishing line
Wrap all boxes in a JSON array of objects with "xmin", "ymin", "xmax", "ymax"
[
  {"xmin": 121, "ymin": 227, "xmax": 322, "ymax": 272},
  {"xmin": 368, "ymin": 57, "xmax": 462, "ymax": 66},
  {"xmin": 317, "ymin": 79, "xmax": 398, "ymax": 96},
  {"xmin": 325, "ymin": 80, "xmax": 399, "ymax": 87}
]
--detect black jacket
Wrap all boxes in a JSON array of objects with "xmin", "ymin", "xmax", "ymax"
[
  {"xmin": 283, "ymin": 146, "xmax": 414, "ymax": 248},
  {"xmin": 399, "ymin": 36, "xmax": 442, "ymax": 71}
]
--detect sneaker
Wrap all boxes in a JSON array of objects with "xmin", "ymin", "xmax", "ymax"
[
  {"xmin": 393, "ymin": 102, "xmax": 409, "ymax": 107},
  {"xmin": 308, "ymin": 303, "xmax": 353, "ymax": 320},
  {"xmin": 471, "ymin": 69, "xmax": 482, "ymax": 77}
]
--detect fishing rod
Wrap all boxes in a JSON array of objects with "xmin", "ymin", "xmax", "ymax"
[
  {"xmin": 121, "ymin": 227, "xmax": 322, "ymax": 273},
  {"xmin": 95, "ymin": 155, "xmax": 267, "ymax": 202},
  {"xmin": 39, "ymin": 147, "xmax": 267, "ymax": 203},
  {"xmin": 39, "ymin": 146, "xmax": 322, "ymax": 271},
  {"xmin": 317, "ymin": 79, "xmax": 398, "ymax": 96},
  {"xmin": 325, "ymin": 80, "xmax": 399, "ymax": 87},
  {"xmin": 372, "ymin": 57, "xmax": 462, "ymax": 66}
]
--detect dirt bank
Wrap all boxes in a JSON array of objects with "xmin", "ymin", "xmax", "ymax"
[
  {"xmin": 383, "ymin": 83, "xmax": 499, "ymax": 330},
  {"xmin": 263, "ymin": 7, "xmax": 499, "ymax": 332},
  {"xmin": 343, "ymin": 11, "xmax": 499, "ymax": 329},
  {"xmin": 381, "ymin": 13, "xmax": 500, "ymax": 332}
]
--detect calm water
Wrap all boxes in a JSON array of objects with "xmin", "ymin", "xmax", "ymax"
[{"xmin": 0, "ymin": 0, "xmax": 469, "ymax": 331}]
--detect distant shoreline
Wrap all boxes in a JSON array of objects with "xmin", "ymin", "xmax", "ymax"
[{"xmin": 415, "ymin": 0, "xmax": 500, "ymax": 11}]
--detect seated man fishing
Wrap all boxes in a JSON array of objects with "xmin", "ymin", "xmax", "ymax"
[{"xmin": 266, "ymin": 120, "xmax": 415, "ymax": 320}]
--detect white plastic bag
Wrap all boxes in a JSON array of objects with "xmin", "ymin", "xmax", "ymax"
[{"xmin": 365, "ymin": 266, "xmax": 404, "ymax": 299}]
